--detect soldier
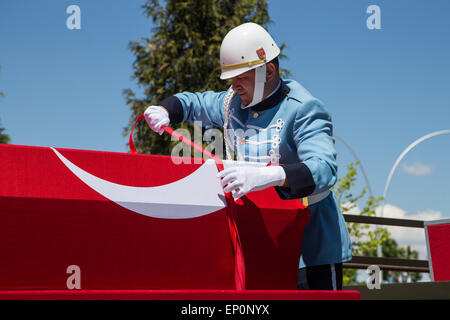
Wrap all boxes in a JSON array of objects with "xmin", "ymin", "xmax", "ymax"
[{"xmin": 144, "ymin": 22, "xmax": 351, "ymax": 290}]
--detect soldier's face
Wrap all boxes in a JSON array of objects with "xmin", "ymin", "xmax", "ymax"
[{"xmin": 232, "ymin": 69, "xmax": 255, "ymax": 106}]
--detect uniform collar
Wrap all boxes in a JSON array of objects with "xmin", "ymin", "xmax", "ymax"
[{"xmin": 248, "ymin": 79, "xmax": 290, "ymax": 112}]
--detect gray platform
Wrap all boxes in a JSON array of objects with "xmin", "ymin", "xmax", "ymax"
[{"xmin": 344, "ymin": 281, "xmax": 450, "ymax": 300}]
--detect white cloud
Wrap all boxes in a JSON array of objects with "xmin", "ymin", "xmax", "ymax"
[
  {"xmin": 401, "ymin": 162, "xmax": 433, "ymax": 176},
  {"xmin": 376, "ymin": 205, "xmax": 443, "ymax": 260},
  {"xmin": 343, "ymin": 203, "xmax": 443, "ymax": 260},
  {"xmin": 348, "ymin": 204, "xmax": 444, "ymax": 282}
]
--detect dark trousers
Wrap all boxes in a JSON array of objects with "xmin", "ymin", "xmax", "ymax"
[{"xmin": 297, "ymin": 263, "xmax": 343, "ymax": 290}]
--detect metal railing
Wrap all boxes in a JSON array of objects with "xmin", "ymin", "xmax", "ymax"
[{"xmin": 342, "ymin": 214, "xmax": 429, "ymax": 273}]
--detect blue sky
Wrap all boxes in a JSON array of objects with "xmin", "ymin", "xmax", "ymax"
[{"xmin": 1, "ymin": 0, "xmax": 449, "ymax": 233}]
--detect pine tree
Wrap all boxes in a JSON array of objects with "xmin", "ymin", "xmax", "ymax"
[{"xmin": 124, "ymin": 0, "xmax": 277, "ymax": 155}]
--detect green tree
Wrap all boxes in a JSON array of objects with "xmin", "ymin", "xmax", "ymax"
[
  {"xmin": 0, "ymin": 63, "xmax": 10, "ymax": 144},
  {"xmin": 0, "ymin": 121, "xmax": 10, "ymax": 144},
  {"xmin": 124, "ymin": 0, "xmax": 285, "ymax": 155},
  {"xmin": 332, "ymin": 162, "xmax": 422, "ymax": 285},
  {"xmin": 380, "ymin": 237, "xmax": 422, "ymax": 283}
]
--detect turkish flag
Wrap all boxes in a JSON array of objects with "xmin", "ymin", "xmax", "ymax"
[{"xmin": 0, "ymin": 144, "xmax": 309, "ymax": 290}]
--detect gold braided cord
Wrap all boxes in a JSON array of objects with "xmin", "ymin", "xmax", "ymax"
[{"xmin": 221, "ymin": 58, "xmax": 266, "ymax": 71}]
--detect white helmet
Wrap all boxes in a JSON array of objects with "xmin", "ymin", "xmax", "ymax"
[{"xmin": 220, "ymin": 22, "xmax": 280, "ymax": 80}]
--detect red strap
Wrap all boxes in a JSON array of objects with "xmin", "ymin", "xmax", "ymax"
[
  {"xmin": 162, "ymin": 126, "xmax": 223, "ymax": 163},
  {"xmin": 129, "ymin": 114, "xmax": 145, "ymax": 154},
  {"xmin": 129, "ymin": 115, "xmax": 246, "ymax": 290}
]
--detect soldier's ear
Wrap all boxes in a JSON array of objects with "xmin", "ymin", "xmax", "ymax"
[{"xmin": 266, "ymin": 62, "xmax": 276, "ymax": 81}]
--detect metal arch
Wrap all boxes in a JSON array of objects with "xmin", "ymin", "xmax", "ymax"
[
  {"xmin": 334, "ymin": 133, "xmax": 374, "ymax": 198},
  {"xmin": 380, "ymin": 129, "xmax": 450, "ymax": 218}
]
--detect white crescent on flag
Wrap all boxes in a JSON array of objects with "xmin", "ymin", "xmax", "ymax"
[{"xmin": 50, "ymin": 147, "xmax": 228, "ymax": 219}]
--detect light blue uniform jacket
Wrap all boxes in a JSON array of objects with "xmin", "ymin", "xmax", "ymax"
[{"xmin": 173, "ymin": 79, "xmax": 352, "ymax": 267}]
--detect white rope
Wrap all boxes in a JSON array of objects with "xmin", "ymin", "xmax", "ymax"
[{"xmin": 223, "ymin": 89, "xmax": 236, "ymax": 160}]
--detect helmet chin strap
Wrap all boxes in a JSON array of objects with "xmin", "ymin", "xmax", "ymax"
[{"xmin": 242, "ymin": 64, "xmax": 266, "ymax": 109}]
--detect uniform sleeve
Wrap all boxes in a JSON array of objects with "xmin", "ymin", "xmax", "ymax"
[
  {"xmin": 159, "ymin": 91, "xmax": 226, "ymax": 127},
  {"xmin": 276, "ymin": 99, "xmax": 338, "ymax": 199}
]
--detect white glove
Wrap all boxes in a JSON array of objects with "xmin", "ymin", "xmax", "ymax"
[
  {"xmin": 144, "ymin": 105, "xmax": 170, "ymax": 135},
  {"xmin": 217, "ymin": 165, "xmax": 286, "ymax": 200}
]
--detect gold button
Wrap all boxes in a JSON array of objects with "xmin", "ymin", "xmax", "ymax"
[
  {"xmin": 301, "ymin": 197, "xmax": 309, "ymax": 207},
  {"xmin": 253, "ymin": 112, "xmax": 259, "ymax": 119}
]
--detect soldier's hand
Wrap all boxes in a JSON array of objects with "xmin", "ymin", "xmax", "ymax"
[
  {"xmin": 144, "ymin": 105, "xmax": 170, "ymax": 135},
  {"xmin": 217, "ymin": 165, "xmax": 286, "ymax": 200}
]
